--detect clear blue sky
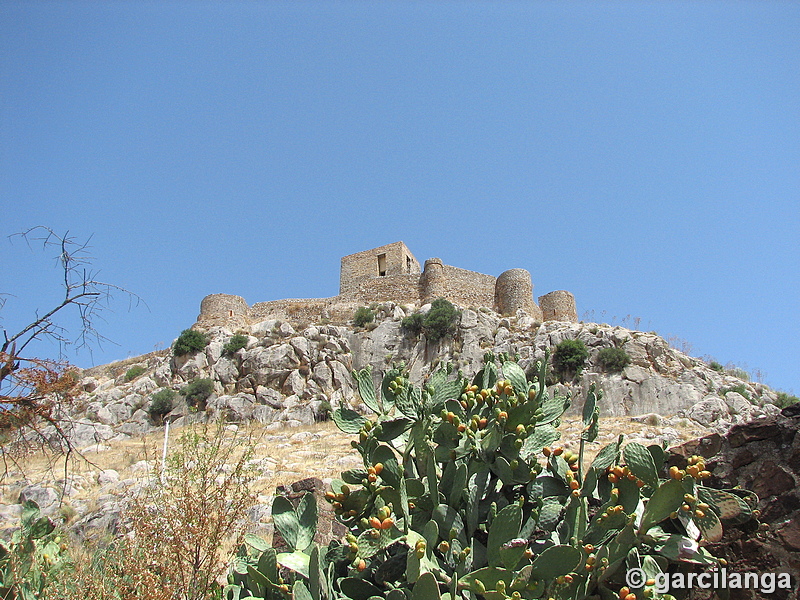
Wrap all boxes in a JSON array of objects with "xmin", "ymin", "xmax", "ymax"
[{"xmin": 1, "ymin": 2, "xmax": 798, "ymax": 394}]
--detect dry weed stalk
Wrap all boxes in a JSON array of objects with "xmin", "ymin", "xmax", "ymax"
[{"xmin": 47, "ymin": 421, "xmax": 260, "ymax": 600}]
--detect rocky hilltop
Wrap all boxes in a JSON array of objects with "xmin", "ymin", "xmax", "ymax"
[{"xmin": 59, "ymin": 302, "xmax": 782, "ymax": 450}]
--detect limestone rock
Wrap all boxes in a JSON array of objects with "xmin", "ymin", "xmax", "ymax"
[
  {"xmin": 207, "ymin": 393, "xmax": 257, "ymax": 423},
  {"xmin": 214, "ymin": 356, "xmax": 240, "ymax": 385},
  {"xmin": 18, "ymin": 485, "xmax": 60, "ymax": 514},
  {"xmin": 460, "ymin": 309, "xmax": 478, "ymax": 329},
  {"xmin": 686, "ymin": 396, "xmax": 730, "ymax": 427},
  {"xmin": 255, "ymin": 385, "xmax": 284, "ymax": 409},
  {"xmin": 289, "ymin": 336, "xmax": 311, "ymax": 362},
  {"xmin": 282, "ymin": 370, "xmax": 307, "ymax": 396},
  {"xmin": 172, "ymin": 351, "xmax": 209, "ymax": 380},
  {"xmin": 312, "ymin": 362, "xmax": 334, "ymax": 394},
  {"xmin": 206, "ymin": 340, "xmax": 224, "ymax": 365}
]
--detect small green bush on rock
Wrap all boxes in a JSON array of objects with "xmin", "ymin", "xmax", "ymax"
[
  {"xmin": 353, "ymin": 306, "xmax": 375, "ymax": 328},
  {"xmin": 223, "ymin": 334, "xmax": 248, "ymax": 356},
  {"xmin": 400, "ymin": 312, "xmax": 424, "ymax": 337},
  {"xmin": 552, "ymin": 338, "xmax": 588, "ymax": 379},
  {"xmin": 124, "ymin": 365, "xmax": 146, "ymax": 381},
  {"xmin": 149, "ymin": 388, "xmax": 176, "ymax": 420},
  {"xmin": 720, "ymin": 383, "xmax": 752, "ymax": 402},
  {"xmin": 775, "ymin": 391, "xmax": 799, "ymax": 409},
  {"xmin": 422, "ymin": 297, "xmax": 460, "ymax": 342},
  {"xmin": 180, "ymin": 378, "xmax": 215, "ymax": 410},
  {"xmin": 597, "ymin": 347, "xmax": 631, "ymax": 372},
  {"xmin": 173, "ymin": 329, "xmax": 209, "ymax": 357}
]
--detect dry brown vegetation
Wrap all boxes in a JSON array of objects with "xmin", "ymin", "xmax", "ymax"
[{"xmin": 1, "ymin": 413, "xmax": 711, "ymax": 599}]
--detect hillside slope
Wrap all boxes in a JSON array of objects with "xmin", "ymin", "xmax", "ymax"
[{"xmin": 56, "ymin": 302, "xmax": 782, "ymax": 450}]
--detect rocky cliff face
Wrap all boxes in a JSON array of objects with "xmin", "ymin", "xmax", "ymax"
[
  {"xmin": 671, "ymin": 406, "xmax": 800, "ymax": 596},
  {"xmin": 60, "ymin": 302, "xmax": 782, "ymax": 450}
]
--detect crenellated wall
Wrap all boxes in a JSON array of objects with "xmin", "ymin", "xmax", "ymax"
[{"xmin": 196, "ymin": 243, "xmax": 577, "ymax": 328}]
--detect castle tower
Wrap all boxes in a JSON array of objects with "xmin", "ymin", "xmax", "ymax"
[
  {"xmin": 339, "ymin": 242, "xmax": 420, "ymax": 295},
  {"xmin": 421, "ymin": 258, "xmax": 446, "ymax": 303},
  {"xmin": 198, "ymin": 293, "xmax": 249, "ymax": 326},
  {"xmin": 538, "ymin": 290, "xmax": 578, "ymax": 322},
  {"xmin": 495, "ymin": 268, "xmax": 538, "ymax": 316}
]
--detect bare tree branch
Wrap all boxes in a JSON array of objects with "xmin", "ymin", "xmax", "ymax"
[{"xmin": 0, "ymin": 226, "xmax": 146, "ymax": 478}]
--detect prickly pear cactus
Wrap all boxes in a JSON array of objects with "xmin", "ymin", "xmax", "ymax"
[
  {"xmin": 0, "ymin": 500, "xmax": 67, "ymax": 600},
  {"xmin": 229, "ymin": 353, "xmax": 758, "ymax": 600}
]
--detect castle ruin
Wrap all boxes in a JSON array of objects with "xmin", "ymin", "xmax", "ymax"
[{"xmin": 196, "ymin": 242, "xmax": 577, "ymax": 328}]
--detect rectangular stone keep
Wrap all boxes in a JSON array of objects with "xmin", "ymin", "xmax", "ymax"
[
  {"xmin": 340, "ymin": 241, "xmax": 420, "ymax": 294},
  {"xmin": 341, "ymin": 273, "xmax": 422, "ymax": 304}
]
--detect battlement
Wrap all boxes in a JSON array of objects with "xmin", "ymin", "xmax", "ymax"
[{"xmin": 196, "ymin": 243, "xmax": 576, "ymax": 326}]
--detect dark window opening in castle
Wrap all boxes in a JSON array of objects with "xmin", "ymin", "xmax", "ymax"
[
  {"xmin": 406, "ymin": 256, "xmax": 412, "ymax": 273},
  {"xmin": 378, "ymin": 253, "xmax": 387, "ymax": 277}
]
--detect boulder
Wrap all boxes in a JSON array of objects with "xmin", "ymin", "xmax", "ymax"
[
  {"xmin": 132, "ymin": 376, "xmax": 157, "ymax": 396},
  {"xmin": 289, "ymin": 336, "xmax": 311, "ymax": 362},
  {"xmin": 207, "ymin": 393, "xmax": 257, "ymax": 423},
  {"xmin": 282, "ymin": 369, "xmax": 307, "ymax": 396},
  {"xmin": 213, "ymin": 356, "xmax": 240, "ymax": 385},
  {"xmin": 18, "ymin": 485, "xmax": 60, "ymax": 514},
  {"xmin": 686, "ymin": 396, "xmax": 730, "ymax": 427}
]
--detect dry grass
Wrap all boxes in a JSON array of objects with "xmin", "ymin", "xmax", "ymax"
[
  {"xmin": 3, "ymin": 414, "xmax": 709, "ymax": 515},
  {"xmin": 3, "ymin": 414, "xmax": 712, "ymax": 599}
]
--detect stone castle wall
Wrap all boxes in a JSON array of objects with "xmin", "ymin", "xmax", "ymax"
[
  {"xmin": 340, "ymin": 273, "xmax": 422, "ymax": 305},
  {"xmin": 250, "ymin": 298, "xmax": 338, "ymax": 324},
  {"xmin": 539, "ymin": 290, "xmax": 577, "ymax": 323},
  {"xmin": 496, "ymin": 269, "xmax": 540, "ymax": 318},
  {"xmin": 196, "ymin": 243, "xmax": 578, "ymax": 328},
  {"xmin": 434, "ymin": 264, "xmax": 496, "ymax": 308},
  {"xmin": 340, "ymin": 241, "xmax": 420, "ymax": 295}
]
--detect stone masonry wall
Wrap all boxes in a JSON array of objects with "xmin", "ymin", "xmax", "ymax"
[
  {"xmin": 539, "ymin": 290, "xmax": 577, "ymax": 322},
  {"xmin": 195, "ymin": 244, "xmax": 575, "ymax": 329},
  {"xmin": 340, "ymin": 242, "xmax": 420, "ymax": 295},
  {"xmin": 339, "ymin": 273, "xmax": 422, "ymax": 305},
  {"xmin": 249, "ymin": 298, "xmax": 338, "ymax": 324},
  {"xmin": 495, "ymin": 269, "xmax": 538, "ymax": 317},
  {"xmin": 436, "ymin": 264, "xmax": 496, "ymax": 309},
  {"xmin": 199, "ymin": 293, "xmax": 248, "ymax": 320}
]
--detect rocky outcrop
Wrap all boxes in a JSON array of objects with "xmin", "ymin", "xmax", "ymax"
[
  {"xmin": 670, "ymin": 407, "xmax": 800, "ymax": 595},
  {"xmin": 64, "ymin": 303, "xmax": 786, "ymax": 449}
]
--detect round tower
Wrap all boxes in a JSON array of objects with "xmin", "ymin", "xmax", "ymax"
[
  {"xmin": 421, "ymin": 258, "xmax": 446, "ymax": 303},
  {"xmin": 538, "ymin": 290, "xmax": 578, "ymax": 322},
  {"xmin": 495, "ymin": 269, "xmax": 537, "ymax": 316},
  {"xmin": 198, "ymin": 293, "xmax": 249, "ymax": 322}
]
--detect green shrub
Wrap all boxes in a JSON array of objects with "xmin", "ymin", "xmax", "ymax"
[
  {"xmin": 400, "ymin": 312, "xmax": 424, "ymax": 337},
  {"xmin": 315, "ymin": 400, "xmax": 332, "ymax": 422},
  {"xmin": 709, "ymin": 360, "xmax": 724, "ymax": 372},
  {"xmin": 726, "ymin": 366, "xmax": 750, "ymax": 381},
  {"xmin": 228, "ymin": 354, "xmax": 759, "ymax": 600},
  {"xmin": 223, "ymin": 334, "xmax": 248, "ymax": 356},
  {"xmin": 124, "ymin": 365, "xmax": 146, "ymax": 381},
  {"xmin": 775, "ymin": 391, "xmax": 799, "ymax": 409},
  {"xmin": 422, "ymin": 297, "xmax": 460, "ymax": 342},
  {"xmin": 149, "ymin": 388, "xmax": 176, "ymax": 419},
  {"xmin": 552, "ymin": 338, "xmax": 589, "ymax": 379},
  {"xmin": 720, "ymin": 383, "xmax": 751, "ymax": 402},
  {"xmin": 353, "ymin": 306, "xmax": 375, "ymax": 328},
  {"xmin": 173, "ymin": 329, "xmax": 209, "ymax": 357},
  {"xmin": 180, "ymin": 378, "xmax": 215, "ymax": 409},
  {"xmin": 596, "ymin": 346, "xmax": 631, "ymax": 372}
]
